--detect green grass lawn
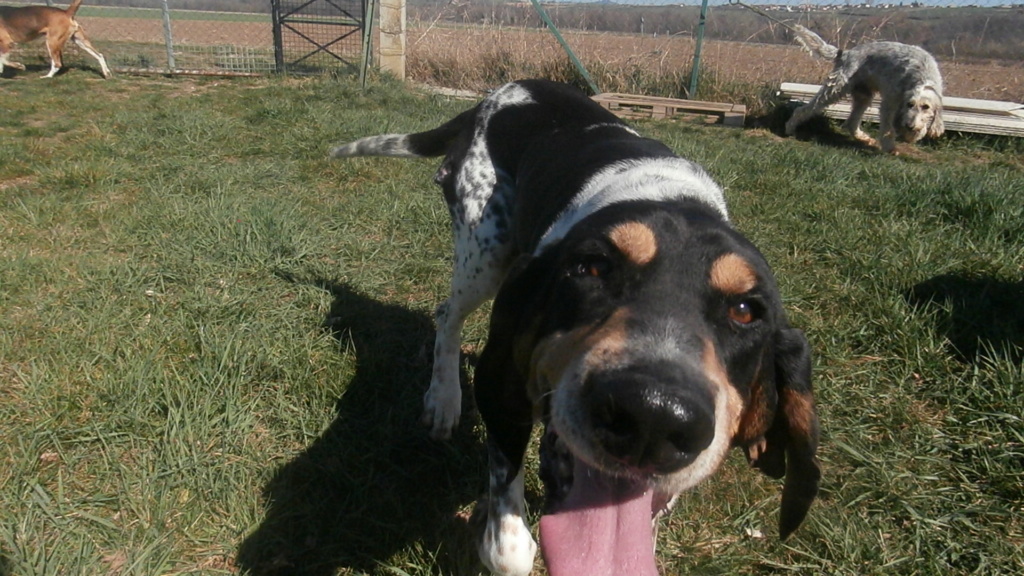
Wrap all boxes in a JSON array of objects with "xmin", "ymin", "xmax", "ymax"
[{"xmin": 1, "ymin": 72, "xmax": 1022, "ymax": 576}]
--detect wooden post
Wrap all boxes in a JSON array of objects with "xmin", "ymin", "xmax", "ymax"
[{"xmin": 378, "ymin": 0, "xmax": 405, "ymax": 80}]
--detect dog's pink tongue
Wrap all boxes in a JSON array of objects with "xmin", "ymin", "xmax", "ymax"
[{"xmin": 539, "ymin": 459, "xmax": 659, "ymax": 576}]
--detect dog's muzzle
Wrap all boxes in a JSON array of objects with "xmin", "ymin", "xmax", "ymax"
[{"xmin": 585, "ymin": 362, "xmax": 716, "ymax": 475}]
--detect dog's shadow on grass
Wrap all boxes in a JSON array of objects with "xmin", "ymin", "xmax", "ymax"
[
  {"xmin": 754, "ymin": 104, "xmax": 881, "ymax": 154},
  {"xmin": 236, "ymin": 277, "xmax": 485, "ymax": 576},
  {"xmin": 0, "ymin": 64, "xmax": 65, "ymax": 79},
  {"xmin": 0, "ymin": 550, "xmax": 11, "ymax": 576},
  {"xmin": 906, "ymin": 273, "xmax": 1024, "ymax": 363}
]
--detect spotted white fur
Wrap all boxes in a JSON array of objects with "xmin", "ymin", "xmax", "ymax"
[
  {"xmin": 424, "ymin": 83, "xmax": 535, "ymax": 439},
  {"xmin": 329, "ymin": 134, "xmax": 421, "ymax": 157}
]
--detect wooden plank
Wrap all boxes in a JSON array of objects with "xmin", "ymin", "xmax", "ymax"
[
  {"xmin": 802, "ymin": 101, "xmax": 1024, "ymax": 138},
  {"xmin": 592, "ymin": 93, "xmax": 746, "ymax": 127},
  {"xmin": 779, "ymin": 82, "xmax": 1024, "ymax": 137},
  {"xmin": 781, "ymin": 83, "xmax": 1024, "ymax": 118},
  {"xmin": 595, "ymin": 93, "xmax": 738, "ymax": 113}
]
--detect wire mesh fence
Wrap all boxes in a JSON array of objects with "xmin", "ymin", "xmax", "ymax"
[
  {"xmin": 7, "ymin": 0, "xmax": 367, "ymax": 77},
  {"xmin": 406, "ymin": 0, "xmax": 1024, "ymax": 105},
  {"xmin": 6, "ymin": 0, "xmax": 1023, "ymax": 106}
]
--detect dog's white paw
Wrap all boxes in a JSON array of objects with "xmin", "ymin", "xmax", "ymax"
[
  {"xmin": 421, "ymin": 379, "xmax": 461, "ymax": 440},
  {"xmin": 479, "ymin": 513, "xmax": 537, "ymax": 576}
]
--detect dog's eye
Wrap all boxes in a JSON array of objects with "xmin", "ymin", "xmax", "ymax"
[
  {"xmin": 570, "ymin": 256, "xmax": 610, "ymax": 278},
  {"xmin": 921, "ymin": 104, "xmax": 930, "ymax": 111},
  {"xmin": 728, "ymin": 301, "xmax": 759, "ymax": 325}
]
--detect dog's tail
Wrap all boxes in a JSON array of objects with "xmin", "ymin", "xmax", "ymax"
[
  {"xmin": 329, "ymin": 107, "xmax": 475, "ymax": 159},
  {"xmin": 791, "ymin": 24, "xmax": 840, "ymax": 61},
  {"xmin": 66, "ymin": 0, "xmax": 85, "ymax": 19}
]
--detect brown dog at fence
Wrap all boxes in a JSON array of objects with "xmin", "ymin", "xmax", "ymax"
[{"xmin": 0, "ymin": 0, "xmax": 111, "ymax": 78}]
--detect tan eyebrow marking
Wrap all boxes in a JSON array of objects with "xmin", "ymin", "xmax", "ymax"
[
  {"xmin": 608, "ymin": 221, "xmax": 657, "ymax": 266},
  {"xmin": 710, "ymin": 253, "xmax": 758, "ymax": 295}
]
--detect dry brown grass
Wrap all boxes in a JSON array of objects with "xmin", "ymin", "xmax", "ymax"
[{"xmin": 407, "ymin": 24, "xmax": 1024, "ymax": 116}]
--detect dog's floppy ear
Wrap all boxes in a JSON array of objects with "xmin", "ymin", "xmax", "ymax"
[
  {"xmin": 474, "ymin": 252, "xmax": 557, "ymax": 472},
  {"xmin": 925, "ymin": 86, "xmax": 945, "ymax": 139},
  {"xmin": 749, "ymin": 328, "xmax": 821, "ymax": 539}
]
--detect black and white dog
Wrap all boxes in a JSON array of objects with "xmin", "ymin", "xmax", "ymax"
[{"xmin": 330, "ymin": 79, "xmax": 820, "ymax": 576}]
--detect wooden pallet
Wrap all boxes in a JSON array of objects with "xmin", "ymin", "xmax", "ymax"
[
  {"xmin": 780, "ymin": 82, "xmax": 1024, "ymax": 138},
  {"xmin": 592, "ymin": 93, "xmax": 746, "ymax": 127}
]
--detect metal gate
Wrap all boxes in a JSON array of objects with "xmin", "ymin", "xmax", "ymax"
[{"xmin": 271, "ymin": 0, "xmax": 369, "ymax": 75}]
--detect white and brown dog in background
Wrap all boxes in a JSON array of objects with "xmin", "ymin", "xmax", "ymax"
[
  {"xmin": 785, "ymin": 25, "xmax": 943, "ymax": 154},
  {"xmin": 0, "ymin": 0, "xmax": 111, "ymax": 78}
]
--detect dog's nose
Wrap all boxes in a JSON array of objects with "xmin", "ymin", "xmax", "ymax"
[{"xmin": 585, "ymin": 366, "xmax": 716, "ymax": 474}]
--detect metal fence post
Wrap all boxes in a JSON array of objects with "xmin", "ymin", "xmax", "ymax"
[
  {"xmin": 360, "ymin": 0, "xmax": 378, "ymax": 88},
  {"xmin": 271, "ymin": 0, "xmax": 284, "ymax": 73},
  {"xmin": 530, "ymin": 0, "xmax": 599, "ymax": 94},
  {"xmin": 688, "ymin": 0, "xmax": 709, "ymax": 98},
  {"xmin": 160, "ymin": 0, "xmax": 176, "ymax": 72}
]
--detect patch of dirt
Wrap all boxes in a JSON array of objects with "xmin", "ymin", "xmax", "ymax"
[
  {"xmin": 0, "ymin": 176, "xmax": 35, "ymax": 191},
  {"xmin": 79, "ymin": 17, "xmax": 273, "ymax": 47}
]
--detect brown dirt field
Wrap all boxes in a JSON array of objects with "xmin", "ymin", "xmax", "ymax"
[{"xmin": 80, "ymin": 17, "xmax": 273, "ymax": 47}]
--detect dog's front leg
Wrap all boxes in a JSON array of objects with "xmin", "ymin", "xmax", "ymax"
[
  {"xmin": 478, "ymin": 440, "xmax": 537, "ymax": 576},
  {"xmin": 42, "ymin": 34, "xmax": 68, "ymax": 78},
  {"xmin": 877, "ymin": 99, "xmax": 899, "ymax": 154},
  {"xmin": 844, "ymin": 90, "xmax": 876, "ymax": 146},
  {"xmin": 473, "ymin": 300, "xmax": 537, "ymax": 575}
]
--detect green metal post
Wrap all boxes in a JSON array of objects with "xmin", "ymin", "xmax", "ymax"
[
  {"xmin": 688, "ymin": 0, "xmax": 709, "ymax": 98},
  {"xmin": 161, "ymin": 0, "xmax": 176, "ymax": 72},
  {"xmin": 529, "ymin": 0, "xmax": 599, "ymax": 95},
  {"xmin": 360, "ymin": 0, "xmax": 377, "ymax": 88}
]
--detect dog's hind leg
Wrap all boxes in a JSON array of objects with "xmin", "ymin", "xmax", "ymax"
[
  {"xmin": 786, "ymin": 70, "xmax": 848, "ymax": 136},
  {"xmin": 71, "ymin": 29, "xmax": 112, "ymax": 78},
  {"xmin": 425, "ymin": 209, "xmax": 512, "ymax": 439},
  {"xmin": 843, "ymin": 87, "xmax": 877, "ymax": 147}
]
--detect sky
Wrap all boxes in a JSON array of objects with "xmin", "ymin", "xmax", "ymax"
[{"xmin": 542, "ymin": 0, "xmax": 1012, "ymax": 6}]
